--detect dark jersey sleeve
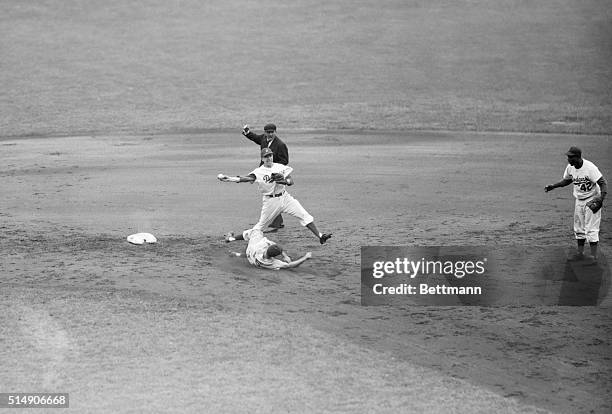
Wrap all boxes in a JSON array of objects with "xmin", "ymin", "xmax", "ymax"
[{"xmin": 244, "ymin": 131, "xmax": 264, "ymax": 146}]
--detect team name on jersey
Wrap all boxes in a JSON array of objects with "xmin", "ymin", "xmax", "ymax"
[{"xmin": 572, "ymin": 176, "xmax": 595, "ymax": 192}]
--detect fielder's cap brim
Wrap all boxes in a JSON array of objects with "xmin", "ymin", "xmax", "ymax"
[{"xmin": 261, "ymin": 148, "xmax": 274, "ymax": 157}]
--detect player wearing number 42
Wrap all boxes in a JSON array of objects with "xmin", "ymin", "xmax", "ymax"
[
  {"xmin": 545, "ymin": 146, "xmax": 607, "ymax": 264},
  {"xmin": 217, "ymin": 147, "xmax": 332, "ymax": 245}
]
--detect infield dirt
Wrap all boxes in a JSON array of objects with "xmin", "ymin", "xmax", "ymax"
[{"xmin": 1, "ymin": 131, "xmax": 611, "ymax": 413}]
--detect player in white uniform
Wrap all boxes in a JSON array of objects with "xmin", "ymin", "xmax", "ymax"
[
  {"xmin": 545, "ymin": 146, "xmax": 607, "ymax": 263},
  {"xmin": 218, "ymin": 147, "xmax": 332, "ymax": 244},
  {"xmin": 226, "ymin": 228, "xmax": 312, "ymax": 270}
]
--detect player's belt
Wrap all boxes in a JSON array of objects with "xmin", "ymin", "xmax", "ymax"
[{"xmin": 265, "ymin": 191, "xmax": 285, "ymax": 198}]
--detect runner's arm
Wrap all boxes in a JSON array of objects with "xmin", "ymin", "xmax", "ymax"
[{"xmin": 276, "ymin": 252, "xmax": 312, "ymax": 269}]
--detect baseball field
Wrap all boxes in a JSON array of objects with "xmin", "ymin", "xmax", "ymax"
[{"xmin": 1, "ymin": 1, "xmax": 611, "ymax": 413}]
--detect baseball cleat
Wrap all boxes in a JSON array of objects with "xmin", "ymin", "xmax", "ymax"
[
  {"xmin": 319, "ymin": 233, "xmax": 332, "ymax": 244},
  {"xmin": 224, "ymin": 232, "xmax": 235, "ymax": 243}
]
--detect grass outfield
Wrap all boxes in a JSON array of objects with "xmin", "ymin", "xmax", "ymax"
[{"xmin": 1, "ymin": 0, "xmax": 611, "ymax": 137}]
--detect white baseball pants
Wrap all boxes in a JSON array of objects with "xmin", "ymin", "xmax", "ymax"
[
  {"xmin": 573, "ymin": 197, "xmax": 601, "ymax": 243},
  {"xmin": 253, "ymin": 192, "xmax": 314, "ymax": 231}
]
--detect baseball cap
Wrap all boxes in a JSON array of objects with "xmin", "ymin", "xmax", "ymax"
[
  {"xmin": 264, "ymin": 123, "xmax": 276, "ymax": 132},
  {"xmin": 261, "ymin": 147, "xmax": 273, "ymax": 157},
  {"xmin": 565, "ymin": 146, "xmax": 582, "ymax": 157}
]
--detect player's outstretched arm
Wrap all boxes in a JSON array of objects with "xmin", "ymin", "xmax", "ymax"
[
  {"xmin": 218, "ymin": 173, "xmax": 256, "ymax": 183},
  {"xmin": 277, "ymin": 252, "xmax": 312, "ymax": 269},
  {"xmin": 545, "ymin": 178, "xmax": 573, "ymax": 192}
]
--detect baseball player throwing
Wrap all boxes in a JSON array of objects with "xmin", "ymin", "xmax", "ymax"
[
  {"xmin": 545, "ymin": 146, "xmax": 607, "ymax": 263},
  {"xmin": 226, "ymin": 227, "xmax": 312, "ymax": 270},
  {"xmin": 218, "ymin": 147, "xmax": 332, "ymax": 244}
]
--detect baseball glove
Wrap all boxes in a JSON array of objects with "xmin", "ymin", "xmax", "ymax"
[
  {"xmin": 270, "ymin": 172, "xmax": 284, "ymax": 182},
  {"xmin": 586, "ymin": 197, "xmax": 603, "ymax": 214}
]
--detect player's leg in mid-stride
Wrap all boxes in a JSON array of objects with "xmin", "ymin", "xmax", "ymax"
[
  {"xmin": 251, "ymin": 193, "xmax": 331, "ymax": 244},
  {"xmin": 278, "ymin": 192, "xmax": 331, "ymax": 244},
  {"xmin": 252, "ymin": 198, "xmax": 284, "ymax": 231}
]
